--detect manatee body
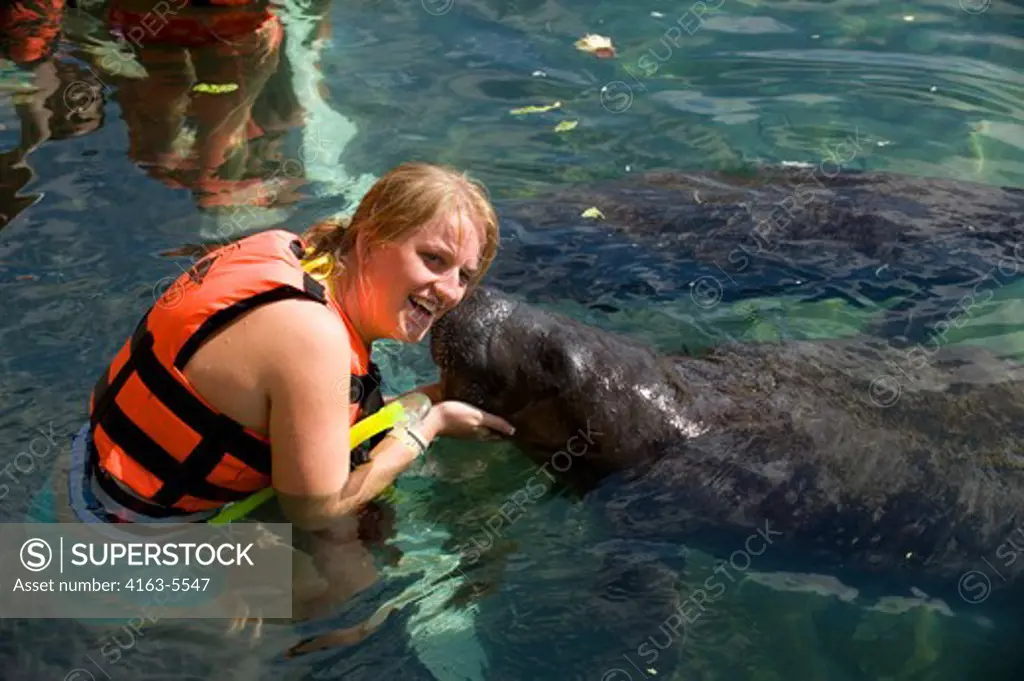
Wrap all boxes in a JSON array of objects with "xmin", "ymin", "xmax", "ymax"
[
  {"xmin": 499, "ymin": 167, "xmax": 1024, "ymax": 268},
  {"xmin": 430, "ymin": 286, "xmax": 1024, "ymax": 596},
  {"xmin": 489, "ymin": 168, "xmax": 1024, "ymax": 313}
]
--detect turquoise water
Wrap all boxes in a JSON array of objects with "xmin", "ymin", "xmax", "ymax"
[{"xmin": 2, "ymin": 0, "xmax": 1024, "ymax": 679}]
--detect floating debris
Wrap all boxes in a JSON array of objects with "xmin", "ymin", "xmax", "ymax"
[
  {"xmin": 581, "ymin": 207, "xmax": 605, "ymax": 219},
  {"xmin": 510, "ymin": 101, "xmax": 562, "ymax": 115},
  {"xmin": 574, "ymin": 33, "xmax": 616, "ymax": 58},
  {"xmin": 193, "ymin": 82, "xmax": 239, "ymax": 94},
  {"xmin": 554, "ymin": 120, "xmax": 578, "ymax": 133}
]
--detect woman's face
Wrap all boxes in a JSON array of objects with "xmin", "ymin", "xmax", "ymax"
[{"xmin": 352, "ymin": 211, "xmax": 485, "ymax": 344}]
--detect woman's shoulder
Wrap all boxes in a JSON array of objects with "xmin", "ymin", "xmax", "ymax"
[
  {"xmin": 248, "ymin": 295, "xmax": 351, "ymax": 356},
  {"xmin": 247, "ymin": 298, "xmax": 354, "ymax": 410}
]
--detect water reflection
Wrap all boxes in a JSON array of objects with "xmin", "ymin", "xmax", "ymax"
[
  {"xmin": 110, "ymin": 1, "xmax": 289, "ymax": 208},
  {"xmin": 0, "ymin": 0, "xmax": 65, "ymax": 67},
  {"xmin": 102, "ymin": 0, "xmax": 319, "ymax": 212},
  {"xmin": 1, "ymin": 0, "xmax": 105, "ymax": 231},
  {"xmin": 2, "ymin": 0, "xmax": 342, "ymax": 232}
]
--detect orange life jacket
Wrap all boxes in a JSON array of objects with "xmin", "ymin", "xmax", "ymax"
[{"xmin": 87, "ymin": 229, "xmax": 385, "ymax": 517}]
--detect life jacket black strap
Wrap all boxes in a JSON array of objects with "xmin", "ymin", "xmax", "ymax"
[
  {"xmin": 95, "ymin": 396, "xmax": 254, "ymax": 506},
  {"xmin": 350, "ymin": 361, "xmax": 388, "ymax": 468},
  {"xmin": 90, "ymin": 310, "xmax": 151, "ymax": 428},
  {"xmin": 174, "ymin": 281, "xmax": 326, "ymax": 370},
  {"xmin": 168, "ymin": 238, "xmax": 325, "ymax": 370},
  {"xmin": 133, "ymin": 331, "xmax": 269, "ymax": 474},
  {"xmin": 89, "ymin": 451, "xmax": 200, "ymax": 519}
]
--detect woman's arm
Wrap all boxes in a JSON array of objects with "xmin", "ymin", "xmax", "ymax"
[
  {"xmin": 275, "ymin": 437, "xmax": 423, "ymax": 531},
  {"xmin": 258, "ymin": 301, "xmax": 429, "ymax": 531}
]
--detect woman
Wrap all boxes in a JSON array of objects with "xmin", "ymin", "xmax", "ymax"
[{"xmin": 69, "ymin": 161, "xmax": 516, "ymax": 531}]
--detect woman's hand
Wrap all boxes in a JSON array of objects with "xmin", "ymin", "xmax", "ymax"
[{"xmin": 422, "ymin": 401, "xmax": 516, "ymax": 442}]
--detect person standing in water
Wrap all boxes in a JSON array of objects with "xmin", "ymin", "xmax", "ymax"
[{"xmin": 68, "ymin": 162, "xmax": 515, "ymax": 530}]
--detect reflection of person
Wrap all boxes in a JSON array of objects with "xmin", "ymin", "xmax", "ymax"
[
  {"xmin": 101, "ymin": 0, "xmax": 293, "ymax": 209},
  {"xmin": 68, "ymin": 162, "xmax": 514, "ymax": 530},
  {"xmin": 0, "ymin": 0, "xmax": 65, "ymax": 68},
  {"xmin": 1, "ymin": 0, "xmax": 106, "ymax": 231}
]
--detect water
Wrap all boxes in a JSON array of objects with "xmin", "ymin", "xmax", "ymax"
[{"xmin": 2, "ymin": 0, "xmax": 1024, "ymax": 678}]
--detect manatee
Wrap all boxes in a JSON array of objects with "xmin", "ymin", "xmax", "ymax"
[
  {"xmin": 429, "ymin": 285, "xmax": 1024, "ymax": 600},
  {"xmin": 487, "ymin": 168, "xmax": 1024, "ymax": 325},
  {"xmin": 498, "ymin": 167, "xmax": 1024, "ymax": 270}
]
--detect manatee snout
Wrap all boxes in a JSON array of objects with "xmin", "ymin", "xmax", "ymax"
[
  {"xmin": 429, "ymin": 287, "xmax": 581, "ymax": 450},
  {"xmin": 430, "ymin": 286, "xmax": 519, "ymax": 413}
]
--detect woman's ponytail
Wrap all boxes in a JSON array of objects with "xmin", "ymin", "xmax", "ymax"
[{"xmin": 300, "ymin": 215, "xmax": 353, "ymax": 258}]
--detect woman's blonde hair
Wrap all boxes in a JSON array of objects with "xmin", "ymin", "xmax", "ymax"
[{"xmin": 300, "ymin": 162, "xmax": 499, "ymax": 286}]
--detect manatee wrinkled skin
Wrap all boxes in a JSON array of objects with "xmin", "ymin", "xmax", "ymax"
[
  {"xmin": 430, "ymin": 286, "xmax": 1024, "ymax": 593},
  {"xmin": 499, "ymin": 167, "xmax": 1024, "ymax": 271}
]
